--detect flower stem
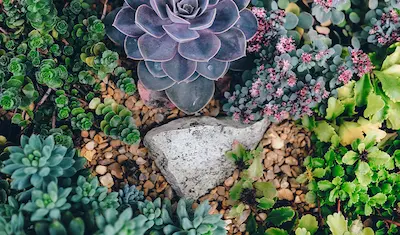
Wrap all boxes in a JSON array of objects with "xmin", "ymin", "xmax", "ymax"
[
  {"xmin": 35, "ymin": 88, "xmax": 53, "ymax": 111},
  {"xmin": 101, "ymin": 0, "xmax": 108, "ymax": 20}
]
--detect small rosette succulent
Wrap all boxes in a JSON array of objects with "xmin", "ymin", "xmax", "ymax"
[
  {"xmin": 0, "ymin": 135, "xmax": 85, "ymax": 194},
  {"xmin": 95, "ymin": 207, "xmax": 153, "ymax": 235},
  {"xmin": 22, "ymin": 181, "xmax": 72, "ymax": 221},
  {"xmin": 105, "ymin": 0, "xmax": 258, "ymax": 113},
  {"xmin": 118, "ymin": 184, "xmax": 145, "ymax": 207},
  {"xmin": 162, "ymin": 199, "xmax": 227, "ymax": 235},
  {"xmin": 71, "ymin": 176, "xmax": 119, "ymax": 212}
]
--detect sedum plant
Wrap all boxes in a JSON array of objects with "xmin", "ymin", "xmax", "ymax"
[
  {"xmin": 105, "ymin": 0, "xmax": 258, "ymax": 113},
  {"xmin": 326, "ymin": 212, "xmax": 375, "ymax": 235},
  {"xmin": 89, "ymin": 98, "xmax": 140, "ymax": 145},
  {"xmin": 0, "ymin": 211, "xmax": 25, "ymax": 235},
  {"xmin": 224, "ymin": 31, "xmax": 374, "ymax": 123},
  {"xmin": 0, "ymin": 135, "xmax": 85, "ymax": 199}
]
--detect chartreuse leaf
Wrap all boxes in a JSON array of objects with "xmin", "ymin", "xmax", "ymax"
[
  {"xmin": 254, "ymin": 182, "xmax": 277, "ymax": 199},
  {"xmin": 326, "ymin": 213, "xmax": 349, "ymax": 235},
  {"xmin": 317, "ymin": 180, "xmax": 334, "ymax": 191},
  {"xmin": 248, "ymin": 154, "xmax": 263, "ymax": 180},
  {"xmin": 375, "ymin": 70, "xmax": 400, "ymax": 102},
  {"xmin": 229, "ymin": 179, "xmax": 244, "ymax": 200},
  {"xmin": 382, "ymin": 46, "xmax": 400, "ymax": 70},
  {"xmin": 357, "ymin": 118, "xmax": 387, "ymax": 143},
  {"xmin": 265, "ymin": 207, "xmax": 295, "ymax": 226},
  {"xmin": 338, "ymin": 121, "xmax": 363, "ymax": 146},
  {"xmin": 295, "ymin": 228, "xmax": 310, "ymax": 235},
  {"xmin": 355, "ymin": 162, "xmax": 372, "ymax": 186},
  {"xmin": 370, "ymin": 193, "xmax": 387, "ymax": 205},
  {"xmin": 354, "ymin": 74, "xmax": 372, "ymax": 107},
  {"xmin": 313, "ymin": 121, "xmax": 337, "ymax": 143},
  {"xmin": 256, "ymin": 197, "xmax": 275, "ymax": 210},
  {"xmin": 341, "ymin": 98, "xmax": 357, "ymax": 116},
  {"xmin": 265, "ymin": 228, "xmax": 289, "ymax": 235},
  {"xmin": 387, "ymin": 100, "xmax": 400, "ymax": 129},
  {"xmin": 364, "ymin": 92, "xmax": 385, "ymax": 118},
  {"xmin": 337, "ymin": 81, "xmax": 355, "ymax": 100},
  {"xmin": 325, "ymin": 97, "xmax": 345, "ymax": 120},
  {"xmin": 297, "ymin": 214, "xmax": 318, "ymax": 234},
  {"xmin": 342, "ymin": 151, "xmax": 358, "ymax": 165},
  {"xmin": 368, "ymin": 149, "xmax": 390, "ymax": 167}
]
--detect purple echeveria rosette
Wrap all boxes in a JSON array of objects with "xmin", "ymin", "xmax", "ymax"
[{"xmin": 105, "ymin": 0, "xmax": 258, "ymax": 113}]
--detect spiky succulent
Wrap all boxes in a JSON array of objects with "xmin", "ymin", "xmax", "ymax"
[
  {"xmin": 70, "ymin": 176, "xmax": 119, "ymax": 212},
  {"xmin": 138, "ymin": 197, "xmax": 165, "ymax": 229},
  {"xmin": 0, "ymin": 135, "xmax": 85, "ymax": 195},
  {"xmin": 118, "ymin": 184, "xmax": 145, "ymax": 208},
  {"xmin": 162, "ymin": 199, "xmax": 227, "ymax": 235},
  {"xmin": 95, "ymin": 207, "xmax": 153, "ymax": 235},
  {"xmin": 105, "ymin": 0, "xmax": 258, "ymax": 113},
  {"xmin": 22, "ymin": 181, "xmax": 72, "ymax": 221}
]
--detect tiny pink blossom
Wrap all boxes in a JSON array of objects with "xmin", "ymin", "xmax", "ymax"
[
  {"xmin": 276, "ymin": 36, "xmax": 296, "ymax": 54},
  {"xmin": 301, "ymin": 53, "xmax": 313, "ymax": 63},
  {"xmin": 276, "ymin": 88, "xmax": 284, "ymax": 97},
  {"xmin": 287, "ymin": 75, "xmax": 296, "ymax": 87},
  {"xmin": 233, "ymin": 112, "xmax": 240, "ymax": 121},
  {"xmin": 338, "ymin": 69, "xmax": 353, "ymax": 84}
]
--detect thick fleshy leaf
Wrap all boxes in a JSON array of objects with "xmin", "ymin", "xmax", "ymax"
[
  {"xmin": 189, "ymin": 8, "xmax": 216, "ymax": 30},
  {"xmin": 208, "ymin": 0, "xmax": 240, "ymax": 34},
  {"xmin": 166, "ymin": 76, "xmax": 215, "ymax": 113},
  {"xmin": 214, "ymin": 27, "xmax": 246, "ymax": 61},
  {"xmin": 184, "ymin": 72, "xmax": 201, "ymax": 82},
  {"xmin": 105, "ymin": 8, "xmax": 127, "ymax": 45},
  {"xmin": 163, "ymin": 24, "xmax": 200, "ymax": 43},
  {"xmin": 208, "ymin": 0, "xmax": 219, "ymax": 7},
  {"xmin": 150, "ymin": 0, "xmax": 169, "ymax": 19},
  {"xmin": 138, "ymin": 34, "xmax": 178, "ymax": 62},
  {"xmin": 138, "ymin": 61, "xmax": 175, "ymax": 91},
  {"xmin": 146, "ymin": 61, "xmax": 167, "ymax": 77},
  {"xmin": 161, "ymin": 53, "xmax": 197, "ymax": 82},
  {"xmin": 234, "ymin": 9, "xmax": 258, "ymax": 40},
  {"xmin": 125, "ymin": 0, "xmax": 150, "ymax": 9},
  {"xmin": 198, "ymin": 0, "xmax": 209, "ymax": 15},
  {"xmin": 232, "ymin": 0, "xmax": 250, "ymax": 10},
  {"xmin": 136, "ymin": 5, "xmax": 168, "ymax": 38},
  {"xmin": 166, "ymin": 5, "xmax": 190, "ymax": 24},
  {"xmin": 196, "ymin": 59, "xmax": 228, "ymax": 80},
  {"xmin": 178, "ymin": 30, "xmax": 221, "ymax": 62},
  {"xmin": 113, "ymin": 7, "xmax": 144, "ymax": 37},
  {"xmin": 124, "ymin": 37, "xmax": 143, "ymax": 60}
]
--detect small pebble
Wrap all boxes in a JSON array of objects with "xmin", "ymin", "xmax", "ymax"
[
  {"xmin": 144, "ymin": 180, "xmax": 155, "ymax": 189},
  {"xmin": 85, "ymin": 141, "xmax": 96, "ymax": 151},
  {"xmin": 95, "ymin": 165, "xmax": 107, "ymax": 175},
  {"xmin": 100, "ymin": 173, "xmax": 114, "ymax": 188}
]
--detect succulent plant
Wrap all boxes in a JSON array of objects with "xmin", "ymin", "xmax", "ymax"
[
  {"xmin": 34, "ymin": 218, "xmax": 85, "ymax": 235},
  {"xmin": 22, "ymin": 181, "xmax": 72, "ymax": 221},
  {"xmin": 114, "ymin": 67, "xmax": 137, "ymax": 96},
  {"xmin": 0, "ymin": 178, "xmax": 10, "ymax": 203},
  {"xmin": 24, "ymin": 0, "xmax": 57, "ymax": 32},
  {"xmin": 224, "ymin": 31, "xmax": 374, "ymax": 123},
  {"xmin": 162, "ymin": 199, "xmax": 227, "ymax": 235},
  {"xmin": 118, "ymin": 184, "xmax": 145, "ymax": 208},
  {"xmin": 71, "ymin": 107, "xmax": 94, "ymax": 131},
  {"xmin": 0, "ymin": 135, "xmax": 85, "ymax": 195},
  {"xmin": 70, "ymin": 176, "xmax": 119, "ymax": 212},
  {"xmin": 137, "ymin": 197, "xmax": 165, "ymax": 230},
  {"xmin": 105, "ymin": 0, "xmax": 258, "ymax": 113},
  {"xmin": 95, "ymin": 207, "xmax": 153, "ymax": 235},
  {"xmin": 0, "ymin": 211, "xmax": 25, "ymax": 235},
  {"xmin": 311, "ymin": 0, "xmax": 348, "ymax": 25},
  {"xmin": 1, "ymin": 0, "xmax": 26, "ymax": 36},
  {"xmin": 89, "ymin": 98, "xmax": 141, "ymax": 145}
]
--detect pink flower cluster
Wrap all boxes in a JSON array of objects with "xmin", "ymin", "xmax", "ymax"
[
  {"xmin": 276, "ymin": 37, "xmax": 296, "ymax": 54},
  {"xmin": 369, "ymin": 9, "xmax": 400, "ymax": 46},
  {"xmin": 337, "ymin": 66, "xmax": 353, "ymax": 84},
  {"xmin": 247, "ymin": 8, "xmax": 286, "ymax": 53},
  {"xmin": 350, "ymin": 49, "xmax": 374, "ymax": 77},
  {"xmin": 314, "ymin": 0, "xmax": 333, "ymax": 12}
]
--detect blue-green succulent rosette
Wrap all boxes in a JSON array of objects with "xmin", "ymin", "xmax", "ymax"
[{"xmin": 105, "ymin": 0, "xmax": 258, "ymax": 113}]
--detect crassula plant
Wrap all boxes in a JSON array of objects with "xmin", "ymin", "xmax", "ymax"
[{"xmin": 105, "ymin": 0, "xmax": 258, "ymax": 113}]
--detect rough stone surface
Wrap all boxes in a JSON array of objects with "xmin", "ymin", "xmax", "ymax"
[{"xmin": 144, "ymin": 116, "xmax": 270, "ymax": 199}]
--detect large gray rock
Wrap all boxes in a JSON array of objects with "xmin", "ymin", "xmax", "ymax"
[{"xmin": 144, "ymin": 116, "xmax": 270, "ymax": 199}]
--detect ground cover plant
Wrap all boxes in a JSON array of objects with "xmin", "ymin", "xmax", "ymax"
[{"xmin": 0, "ymin": 0, "xmax": 400, "ymax": 234}]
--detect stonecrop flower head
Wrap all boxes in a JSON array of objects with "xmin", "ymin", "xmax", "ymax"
[
  {"xmin": 363, "ymin": 8, "xmax": 400, "ymax": 47},
  {"xmin": 105, "ymin": 0, "xmax": 258, "ymax": 113}
]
